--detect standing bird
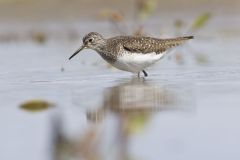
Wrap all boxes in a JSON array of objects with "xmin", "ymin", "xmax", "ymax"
[{"xmin": 69, "ymin": 32, "xmax": 193, "ymax": 77}]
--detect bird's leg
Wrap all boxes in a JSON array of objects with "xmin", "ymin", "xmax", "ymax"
[
  {"xmin": 137, "ymin": 72, "xmax": 141, "ymax": 78},
  {"xmin": 142, "ymin": 70, "xmax": 148, "ymax": 77}
]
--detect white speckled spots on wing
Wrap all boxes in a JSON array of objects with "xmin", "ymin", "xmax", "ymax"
[{"xmin": 113, "ymin": 52, "xmax": 165, "ymax": 73}]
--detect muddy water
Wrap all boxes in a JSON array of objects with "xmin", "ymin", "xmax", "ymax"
[{"xmin": 0, "ymin": 21, "xmax": 240, "ymax": 160}]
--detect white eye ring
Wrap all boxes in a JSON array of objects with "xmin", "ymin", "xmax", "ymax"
[{"xmin": 89, "ymin": 38, "xmax": 93, "ymax": 42}]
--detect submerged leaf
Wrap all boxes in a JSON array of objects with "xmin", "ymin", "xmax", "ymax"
[
  {"xmin": 61, "ymin": 67, "xmax": 65, "ymax": 72},
  {"xmin": 174, "ymin": 19, "xmax": 185, "ymax": 29},
  {"xmin": 195, "ymin": 53, "xmax": 209, "ymax": 64},
  {"xmin": 20, "ymin": 99, "xmax": 55, "ymax": 112},
  {"xmin": 191, "ymin": 13, "xmax": 211, "ymax": 30}
]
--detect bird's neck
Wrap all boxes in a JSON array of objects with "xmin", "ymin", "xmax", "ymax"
[
  {"xmin": 94, "ymin": 42, "xmax": 117, "ymax": 63},
  {"xmin": 94, "ymin": 40, "xmax": 107, "ymax": 53},
  {"xmin": 94, "ymin": 43, "xmax": 110, "ymax": 55}
]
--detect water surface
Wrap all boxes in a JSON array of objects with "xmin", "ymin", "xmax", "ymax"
[{"xmin": 0, "ymin": 19, "xmax": 240, "ymax": 160}]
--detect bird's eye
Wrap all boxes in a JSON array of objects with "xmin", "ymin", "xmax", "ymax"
[{"xmin": 89, "ymin": 38, "xmax": 93, "ymax": 42}]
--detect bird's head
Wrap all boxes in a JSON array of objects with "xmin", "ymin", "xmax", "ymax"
[{"xmin": 69, "ymin": 32, "xmax": 105, "ymax": 60}]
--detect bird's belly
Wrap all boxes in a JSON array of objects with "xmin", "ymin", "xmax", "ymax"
[{"xmin": 113, "ymin": 52, "xmax": 164, "ymax": 73}]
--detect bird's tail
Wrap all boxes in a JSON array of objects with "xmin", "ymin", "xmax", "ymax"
[
  {"xmin": 154, "ymin": 36, "xmax": 193, "ymax": 54},
  {"xmin": 164, "ymin": 36, "xmax": 194, "ymax": 48},
  {"xmin": 177, "ymin": 36, "xmax": 194, "ymax": 42}
]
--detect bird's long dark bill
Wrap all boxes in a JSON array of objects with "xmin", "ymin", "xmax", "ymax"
[{"xmin": 69, "ymin": 46, "xmax": 85, "ymax": 60}]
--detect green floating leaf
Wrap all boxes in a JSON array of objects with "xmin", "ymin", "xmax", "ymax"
[
  {"xmin": 191, "ymin": 13, "xmax": 211, "ymax": 30},
  {"xmin": 20, "ymin": 99, "xmax": 55, "ymax": 112}
]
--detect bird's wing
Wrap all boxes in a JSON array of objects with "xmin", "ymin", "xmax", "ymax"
[{"xmin": 122, "ymin": 36, "xmax": 193, "ymax": 54}]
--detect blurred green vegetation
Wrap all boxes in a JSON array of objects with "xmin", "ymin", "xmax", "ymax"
[
  {"xmin": 173, "ymin": 12, "xmax": 211, "ymax": 64},
  {"xmin": 136, "ymin": 0, "xmax": 157, "ymax": 20},
  {"xmin": 99, "ymin": 0, "xmax": 211, "ymax": 65},
  {"xmin": 191, "ymin": 13, "xmax": 211, "ymax": 30}
]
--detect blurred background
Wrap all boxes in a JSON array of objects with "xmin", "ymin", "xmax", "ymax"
[{"xmin": 0, "ymin": 0, "xmax": 240, "ymax": 160}]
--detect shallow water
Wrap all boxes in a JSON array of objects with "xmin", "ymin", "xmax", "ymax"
[{"xmin": 1, "ymin": 20, "xmax": 240, "ymax": 160}]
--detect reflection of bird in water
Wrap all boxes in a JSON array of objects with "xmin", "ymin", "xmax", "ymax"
[
  {"xmin": 64, "ymin": 79, "xmax": 194, "ymax": 160},
  {"xmin": 87, "ymin": 78, "xmax": 191, "ymax": 123}
]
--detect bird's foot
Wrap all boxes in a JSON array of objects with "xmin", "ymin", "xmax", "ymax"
[
  {"xmin": 137, "ymin": 70, "xmax": 148, "ymax": 78},
  {"xmin": 142, "ymin": 70, "xmax": 148, "ymax": 77}
]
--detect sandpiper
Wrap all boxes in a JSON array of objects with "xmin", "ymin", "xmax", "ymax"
[{"xmin": 69, "ymin": 32, "xmax": 193, "ymax": 77}]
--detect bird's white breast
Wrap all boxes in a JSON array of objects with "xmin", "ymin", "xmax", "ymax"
[{"xmin": 113, "ymin": 52, "xmax": 165, "ymax": 73}]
